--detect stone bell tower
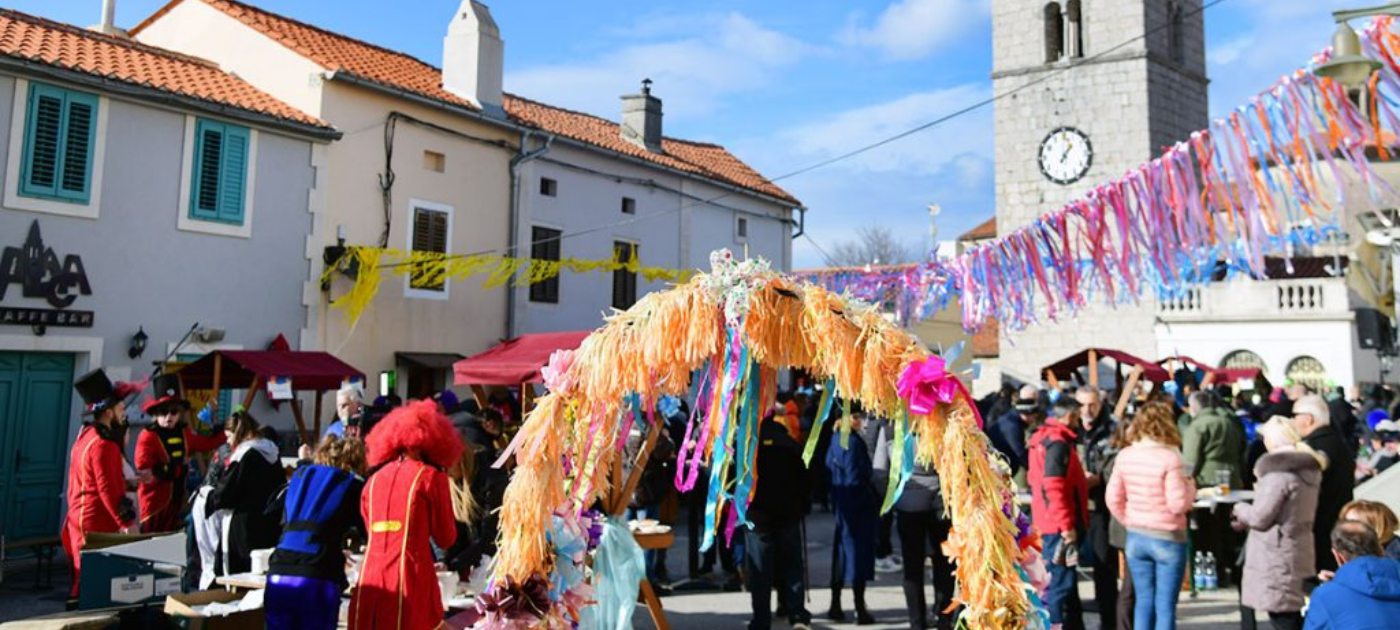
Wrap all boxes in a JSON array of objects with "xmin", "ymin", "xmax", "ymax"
[{"xmin": 990, "ymin": 0, "xmax": 1209, "ymax": 381}]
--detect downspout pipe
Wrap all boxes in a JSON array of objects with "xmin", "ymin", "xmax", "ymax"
[
  {"xmin": 791, "ymin": 206, "xmax": 807, "ymax": 239},
  {"xmin": 506, "ymin": 130, "xmax": 554, "ymax": 338}
]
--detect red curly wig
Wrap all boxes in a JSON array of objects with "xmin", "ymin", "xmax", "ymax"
[{"xmin": 366, "ymin": 399, "xmax": 465, "ymax": 469}]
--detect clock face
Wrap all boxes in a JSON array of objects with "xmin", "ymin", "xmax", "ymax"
[{"xmin": 1038, "ymin": 127, "xmax": 1093, "ymax": 185}]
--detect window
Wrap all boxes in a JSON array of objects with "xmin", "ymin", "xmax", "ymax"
[
  {"xmin": 1168, "ymin": 2, "xmax": 1185, "ymax": 64},
  {"xmin": 423, "ymin": 150, "xmax": 445, "ymax": 173},
  {"xmin": 409, "ymin": 205, "xmax": 450, "ymax": 292},
  {"xmin": 1221, "ymin": 350, "xmax": 1267, "ymax": 374},
  {"xmin": 529, "ymin": 226, "xmax": 561, "ymax": 304},
  {"xmin": 189, "ymin": 119, "xmax": 250, "ymax": 224},
  {"xmin": 621, "ymin": 197, "xmax": 636, "ymax": 214},
  {"xmin": 612, "ymin": 241, "xmax": 638, "ymax": 310},
  {"xmin": 1065, "ymin": 0, "xmax": 1083, "ymax": 59},
  {"xmin": 1044, "ymin": 3, "xmax": 1064, "ymax": 63},
  {"xmin": 735, "ymin": 216, "xmax": 749, "ymax": 242},
  {"xmin": 19, "ymin": 82, "xmax": 98, "ymax": 203},
  {"xmin": 540, "ymin": 177, "xmax": 557, "ymax": 197},
  {"xmin": 1285, "ymin": 356, "xmax": 1327, "ymax": 392}
]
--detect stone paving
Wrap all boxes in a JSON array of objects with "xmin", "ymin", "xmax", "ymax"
[{"xmin": 0, "ymin": 510, "xmax": 1241, "ymax": 628}]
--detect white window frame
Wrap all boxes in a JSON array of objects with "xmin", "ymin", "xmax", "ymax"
[
  {"xmin": 4, "ymin": 78, "xmax": 109, "ymax": 220},
  {"xmin": 404, "ymin": 198, "xmax": 454, "ymax": 301},
  {"xmin": 176, "ymin": 115, "xmax": 259, "ymax": 238}
]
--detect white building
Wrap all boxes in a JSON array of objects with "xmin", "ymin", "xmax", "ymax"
[{"xmin": 135, "ymin": 0, "xmax": 801, "ymax": 399}]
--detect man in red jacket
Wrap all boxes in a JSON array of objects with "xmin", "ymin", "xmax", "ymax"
[
  {"xmin": 1028, "ymin": 397, "xmax": 1088, "ymax": 630},
  {"xmin": 134, "ymin": 374, "xmax": 225, "ymax": 533},
  {"xmin": 63, "ymin": 369, "xmax": 141, "ymax": 602}
]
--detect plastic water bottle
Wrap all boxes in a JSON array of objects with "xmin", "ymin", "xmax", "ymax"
[
  {"xmin": 1203, "ymin": 553, "xmax": 1218, "ymax": 590},
  {"xmin": 1193, "ymin": 552, "xmax": 1205, "ymax": 589}
]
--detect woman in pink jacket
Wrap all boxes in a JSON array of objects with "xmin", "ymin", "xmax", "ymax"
[{"xmin": 1107, "ymin": 402, "xmax": 1197, "ymax": 630}]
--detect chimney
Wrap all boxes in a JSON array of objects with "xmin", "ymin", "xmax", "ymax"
[
  {"xmin": 620, "ymin": 79, "xmax": 663, "ymax": 153},
  {"xmin": 442, "ymin": 0, "xmax": 504, "ymax": 116},
  {"xmin": 91, "ymin": 0, "xmax": 126, "ymax": 36}
]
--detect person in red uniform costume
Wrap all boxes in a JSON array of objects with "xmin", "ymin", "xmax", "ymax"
[
  {"xmin": 349, "ymin": 399, "xmax": 464, "ymax": 630},
  {"xmin": 62, "ymin": 369, "xmax": 141, "ymax": 602},
  {"xmin": 134, "ymin": 374, "xmax": 225, "ymax": 533}
]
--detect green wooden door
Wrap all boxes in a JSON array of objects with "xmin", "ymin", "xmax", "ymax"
[{"xmin": 0, "ymin": 352, "xmax": 74, "ymax": 540}]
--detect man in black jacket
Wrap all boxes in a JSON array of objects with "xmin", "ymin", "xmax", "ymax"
[
  {"xmin": 1295, "ymin": 394, "xmax": 1356, "ymax": 572},
  {"xmin": 744, "ymin": 410, "xmax": 813, "ymax": 630}
]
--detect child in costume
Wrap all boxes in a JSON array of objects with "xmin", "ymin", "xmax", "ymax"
[
  {"xmin": 134, "ymin": 374, "xmax": 226, "ymax": 533},
  {"xmin": 349, "ymin": 400, "xmax": 463, "ymax": 630},
  {"xmin": 267, "ymin": 435, "xmax": 367, "ymax": 630}
]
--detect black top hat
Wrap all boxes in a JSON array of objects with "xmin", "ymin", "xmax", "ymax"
[
  {"xmin": 142, "ymin": 373, "xmax": 189, "ymax": 415},
  {"xmin": 75, "ymin": 369, "xmax": 138, "ymax": 416}
]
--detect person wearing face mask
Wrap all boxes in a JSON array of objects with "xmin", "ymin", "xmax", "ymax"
[
  {"xmin": 134, "ymin": 374, "xmax": 226, "ymax": 533},
  {"xmin": 63, "ymin": 369, "xmax": 142, "ymax": 603},
  {"xmin": 323, "ymin": 385, "xmax": 364, "ymax": 440}
]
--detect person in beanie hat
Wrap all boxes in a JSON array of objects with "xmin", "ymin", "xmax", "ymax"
[
  {"xmin": 348, "ymin": 400, "xmax": 463, "ymax": 630},
  {"xmin": 62, "ymin": 369, "xmax": 142, "ymax": 602},
  {"xmin": 134, "ymin": 374, "xmax": 226, "ymax": 533}
]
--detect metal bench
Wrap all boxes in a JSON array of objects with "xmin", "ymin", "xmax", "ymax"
[{"xmin": 2, "ymin": 536, "xmax": 61, "ymax": 589}]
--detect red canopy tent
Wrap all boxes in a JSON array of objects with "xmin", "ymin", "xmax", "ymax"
[
  {"xmin": 1043, "ymin": 348, "xmax": 1171, "ymax": 418},
  {"xmin": 1158, "ymin": 355, "xmax": 1268, "ymax": 389},
  {"xmin": 175, "ymin": 350, "xmax": 364, "ymax": 443},
  {"xmin": 453, "ymin": 331, "xmax": 591, "ymax": 412}
]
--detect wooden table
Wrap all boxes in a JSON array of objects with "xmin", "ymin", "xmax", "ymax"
[{"xmin": 214, "ymin": 572, "xmax": 266, "ymax": 591}]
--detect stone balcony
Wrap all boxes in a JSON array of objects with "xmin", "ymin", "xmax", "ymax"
[{"xmin": 1156, "ymin": 277, "xmax": 1352, "ymax": 322}]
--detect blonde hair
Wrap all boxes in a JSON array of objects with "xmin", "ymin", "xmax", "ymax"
[
  {"xmin": 1341, "ymin": 499, "xmax": 1399, "ymax": 543},
  {"xmin": 1259, "ymin": 417, "xmax": 1329, "ymax": 470},
  {"xmin": 314, "ymin": 435, "xmax": 366, "ymax": 476},
  {"xmin": 1129, "ymin": 402, "xmax": 1181, "ymax": 447},
  {"xmin": 448, "ymin": 444, "xmax": 478, "ymax": 527}
]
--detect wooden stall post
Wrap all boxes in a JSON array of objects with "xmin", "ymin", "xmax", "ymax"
[
  {"xmin": 290, "ymin": 397, "xmax": 311, "ymax": 445},
  {"xmin": 521, "ymin": 381, "xmax": 536, "ymax": 416},
  {"xmin": 211, "ymin": 354, "xmax": 223, "ymax": 405},
  {"xmin": 1088, "ymin": 349, "xmax": 1100, "ymax": 389},
  {"xmin": 242, "ymin": 376, "xmax": 264, "ymax": 410},
  {"xmin": 1044, "ymin": 369, "xmax": 1061, "ymax": 391},
  {"xmin": 313, "ymin": 392, "xmax": 324, "ymax": 441},
  {"xmin": 1114, "ymin": 366, "xmax": 1144, "ymax": 419}
]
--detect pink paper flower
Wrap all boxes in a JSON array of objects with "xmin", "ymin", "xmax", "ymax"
[
  {"xmin": 541, "ymin": 349, "xmax": 576, "ymax": 394},
  {"xmin": 896, "ymin": 356, "xmax": 959, "ymax": 415}
]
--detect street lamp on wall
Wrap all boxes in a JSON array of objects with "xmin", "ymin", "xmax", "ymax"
[{"xmin": 128, "ymin": 326, "xmax": 148, "ymax": 359}]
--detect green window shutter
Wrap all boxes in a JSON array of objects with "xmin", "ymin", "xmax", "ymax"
[
  {"xmin": 190, "ymin": 119, "xmax": 249, "ymax": 225},
  {"xmin": 217, "ymin": 125, "xmax": 249, "ymax": 224},
  {"xmin": 57, "ymin": 91, "xmax": 98, "ymax": 202},
  {"xmin": 21, "ymin": 83, "xmax": 97, "ymax": 203}
]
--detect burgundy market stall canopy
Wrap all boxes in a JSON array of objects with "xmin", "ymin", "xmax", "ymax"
[
  {"xmin": 453, "ymin": 331, "xmax": 591, "ymax": 386},
  {"xmin": 1159, "ymin": 355, "xmax": 1268, "ymax": 389},
  {"xmin": 175, "ymin": 350, "xmax": 364, "ymax": 443},
  {"xmin": 1043, "ymin": 348, "xmax": 1171, "ymax": 386}
]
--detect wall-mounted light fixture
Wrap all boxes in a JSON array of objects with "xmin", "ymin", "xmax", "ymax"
[
  {"xmin": 128, "ymin": 326, "xmax": 148, "ymax": 359},
  {"xmin": 322, "ymin": 224, "xmax": 358, "ymax": 291}
]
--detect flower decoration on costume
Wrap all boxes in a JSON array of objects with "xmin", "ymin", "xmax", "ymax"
[
  {"xmin": 896, "ymin": 355, "xmax": 960, "ymax": 416},
  {"xmin": 540, "ymin": 349, "xmax": 577, "ymax": 395},
  {"xmin": 703, "ymin": 248, "xmax": 773, "ymax": 326},
  {"xmin": 475, "ymin": 575, "xmax": 552, "ymax": 629}
]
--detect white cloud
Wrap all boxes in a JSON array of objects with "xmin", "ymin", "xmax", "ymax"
[
  {"xmin": 1208, "ymin": 35, "xmax": 1253, "ymax": 66},
  {"xmin": 506, "ymin": 13, "xmax": 814, "ymax": 121},
  {"xmin": 839, "ymin": 0, "xmax": 989, "ymax": 61},
  {"xmin": 774, "ymin": 83, "xmax": 992, "ymax": 176}
]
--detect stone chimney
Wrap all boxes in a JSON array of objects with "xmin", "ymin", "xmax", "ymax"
[
  {"xmin": 442, "ymin": 0, "xmax": 504, "ymax": 116},
  {"xmin": 620, "ymin": 79, "xmax": 663, "ymax": 153}
]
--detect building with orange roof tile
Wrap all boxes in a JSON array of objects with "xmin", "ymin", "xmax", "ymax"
[
  {"xmin": 0, "ymin": 7, "xmax": 336, "ymax": 538},
  {"xmin": 135, "ymin": 0, "xmax": 802, "ymax": 400}
]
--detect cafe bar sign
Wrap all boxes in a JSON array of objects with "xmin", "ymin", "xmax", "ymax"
[{"xmin": 0, "ymin": 220, "xmax": 93, "ymax": 329}]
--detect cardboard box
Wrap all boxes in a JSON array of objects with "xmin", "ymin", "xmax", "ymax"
[
  {"xmin": 163, "ymin": 590, "xmax": 265, "ymax": 630},
  {"xmin": 77, "ymin": 533, "xmax": 185, "ymax": 610}
]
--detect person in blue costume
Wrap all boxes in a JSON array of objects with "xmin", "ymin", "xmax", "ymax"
[{"xmin": 824, "ymin": 405, "xmax": 878, "ymax": 624}]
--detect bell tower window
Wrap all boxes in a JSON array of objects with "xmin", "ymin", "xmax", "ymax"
[
  {"xmin": 1044, "ymin": 3, "xmax": 1064, "ymax": 63},
  {"xmin": 1065, "ymin": 0, "xmax": 1083, "ymax": 58}
]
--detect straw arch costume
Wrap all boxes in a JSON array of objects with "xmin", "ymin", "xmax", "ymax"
[{"xmin": 349, "ymin": 400, "xmax": 462, "ymax": 630}]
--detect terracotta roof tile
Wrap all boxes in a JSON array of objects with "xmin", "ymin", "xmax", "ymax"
[
  {"xmin": 960, "ymin": 217, "xmax": 996, "ymax": 242},
  {"xmin": 152, "ymin": 0, "xmax": 798, "ymax": 205},
  {"xmin": 970, "ymin": 321, "xmax": 999, "ymax": 358},
  {"xmin": 0, "ymin": 8, "xmax": 326, "ymax": 129}
]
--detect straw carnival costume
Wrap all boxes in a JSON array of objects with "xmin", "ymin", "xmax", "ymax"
[
  {"xmin": 63, "ymin": 369, "xmax": 140, "ymax": 601},
  {"xmin": 349, "ymin": 400, "xmax": 463, "ymax": 630},
  {"xmin": 134, "ymin": 374, "xmax": 225, "ymax": 533}
]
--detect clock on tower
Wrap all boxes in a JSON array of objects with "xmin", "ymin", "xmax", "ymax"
[{"xmin": 990, "ymin": 0, "xmax": 1209, "ymax": 382}]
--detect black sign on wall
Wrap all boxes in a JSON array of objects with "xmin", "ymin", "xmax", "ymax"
[{"xmin": 0, "ymin": 220, "xmax": 93, "ymax": 328}]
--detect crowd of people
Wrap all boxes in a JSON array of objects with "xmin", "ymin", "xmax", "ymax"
[
  {"xmin": 54, "ymin": 360, "xmax": 1400, "ymax": 630},
  {"xmin": 978, "ymin": 379, "xmax": 1400, "ymax": 630},
  {"xmin": 61, "ymin": 368, "xmax": 514, "ymax": 630}
]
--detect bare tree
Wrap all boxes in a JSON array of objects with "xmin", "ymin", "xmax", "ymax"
[{"xmin": 828, "ymin": 225, "xmax": 915, "ymax": 267}]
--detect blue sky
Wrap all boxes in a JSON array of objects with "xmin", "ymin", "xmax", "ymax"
[{"xmin": 16, "ymin": 0, "xmax": 1366, "ymax": 267}]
